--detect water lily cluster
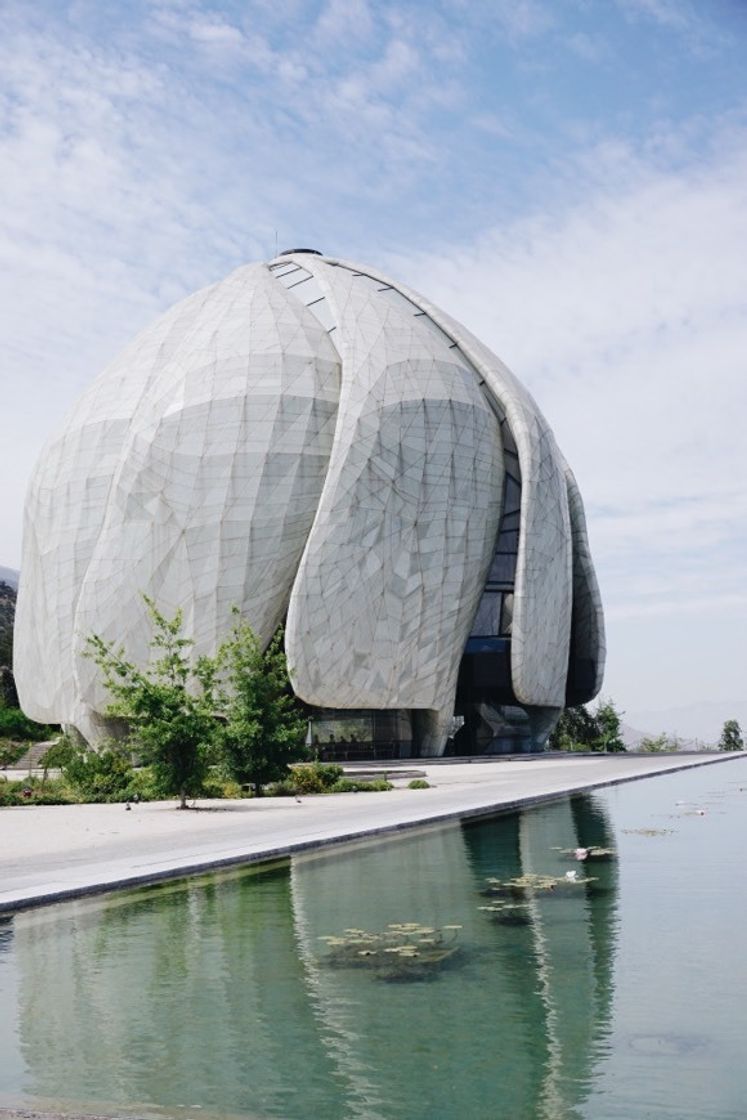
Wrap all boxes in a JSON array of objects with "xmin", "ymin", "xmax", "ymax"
[
  {"xmin": 622, "ymin": 828, "xmax": 673, "ymax": 837},
  {"xmin": 481, "ymin": 872, "xmax": 597, "ymax": 898},
  {"xmin": 477, "ymin": 871, "xmax": 598, "ymax": 923},
  {"xmin": 317, "ymin": 922, "xmax": 463, "ymax": 981},
  {"xmin": 477, "ymin": 900, "xmax": 533, "ymax": 926}
]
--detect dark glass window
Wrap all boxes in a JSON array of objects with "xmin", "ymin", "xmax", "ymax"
[
  {"xmin": 496, "ymin": 528, "xmax": 519, "ymax": 553},
  {"xmin": 500, "ymin": 509, "xmax": 520, "ymax": 529},
  {"xmin": 471, "ymin": 591, "xmax": 502, "ymax": 636},
  {"xmin": 488, "ymin": 551, "xmax": 516, "ymax": 584},
  {"xmin": 503, "ymin": 475, "xmax": 521, "ymax": 515},
  {"xmin": 501, "ymin": 421, "xmax": 518, "ymax": 457}
]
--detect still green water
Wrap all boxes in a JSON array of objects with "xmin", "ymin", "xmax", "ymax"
[{"xmin": 0, "ymin": 761, "xmax": 745, "ymax": 1120}]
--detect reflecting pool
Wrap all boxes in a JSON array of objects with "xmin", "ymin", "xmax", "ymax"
[{"xmin": 0, "ymin": 762, "xmax": 745, "ymax": 1119}]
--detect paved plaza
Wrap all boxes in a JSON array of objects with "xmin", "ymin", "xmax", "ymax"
[{"xmin": 2, "ymin": 752, "xmax": 744, "ymax": 913}]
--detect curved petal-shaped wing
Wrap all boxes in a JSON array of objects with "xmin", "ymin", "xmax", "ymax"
[
  {"xmin": 325, "ymin": 260, "xmax": 574, "ymax": 709},
  {"xmin": 73, "ymin": 266, "xmax": 340, "ymax": 711},
  {"xmin": 13, "ymin": 280, "xmax": 226, "ymax": 723},
  {"xmin": 285, "ymin": 260, "xmax": 504, "ymax": 731}
]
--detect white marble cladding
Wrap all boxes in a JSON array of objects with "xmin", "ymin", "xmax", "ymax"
[{"xmin": 14, "ymin": 252, "xmax": 605, "ymax": 751}]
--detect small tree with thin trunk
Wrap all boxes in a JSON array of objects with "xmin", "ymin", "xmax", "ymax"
[
  {"xmin": 718, "ymin": 719, "xmax": 744, "ymax": 752},
  {"xmin": 216, "ymin": 612, "xmax": 307, "ymax": 796},
  {"xmin": 87, "ymin": 598, "xmax": 218, "ymax": 808},
  {"xmin": 594, "ymin": 698, "xmax": 627, "ymax": 752}
]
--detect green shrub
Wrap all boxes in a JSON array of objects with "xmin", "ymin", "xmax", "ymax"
[
  {"xmin": 329, "ymin": 778, "xmax": 360, "ymax": 793},
  {"xmin": 119, "ymin": 766, "xmax": 163, "ymax": 802},
  {"xmin": 61, "ymin": 743, "xmax": 140, "ymax": 802},
  {"xmin": 0, "ymin": 749, "xmax": 165, "ymax": 805},
  {"xmin": 290, "ymin": 761, "xmax": 344, "ymax": 794},
  {"xmin": 328, "ymin": 778, "xmax": 393, "ymax": 792},
  {"xmin": 288, "ymin": 766, "xmax": 322, "ymax": 794},
  {"xmin": 315, "ymin": 762, "xmax": 345, "ymax": 785},
  {"xmin": 0, "ymin": 706, "xmax": 57, "ymax": 742},
  {"xmin": 266, "ymin": 779, "xmax": 299, "ymax": 797},
  {"xmin": 21, "ymin": 781, "xmax": 78, "ymax": 805},
  {"xmin": 0, "ymin": 739, "xmax": 27, "ymax": 768},
  {"xmin": 0, "ymin": 776, "xmax": 77, "ymax": 806},
  {"xmin": 200, "ymin": 772, "xmax": 244, "ymax": 799},
  {"xmin": 38, "ymin": 735, "xmax": 78, "ymax": 772},
  {"xmin": 639, "ymin": 733, "xmax": 678, "ymax": 753},
  {"xmin": 269, "ymin": 766, "xmax": 393, "ymax": 795},
  {"xmin": 407, "ymin": 778, "xmax": 430, "ymax": 789}
]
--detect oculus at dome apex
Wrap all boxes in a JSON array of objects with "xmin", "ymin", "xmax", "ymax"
[{"xmin": 14, "ymin": 250, "xmax": 605, "ymax": 758}]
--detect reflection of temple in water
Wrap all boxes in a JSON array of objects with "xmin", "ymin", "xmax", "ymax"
[
  {"xmin": 7, "ymin": 868, "xmax": 346, "ymax": 1118},
  {"xmin": 291, "ymin": 795, "xmax": 618, "ymax": 1120},
  {"xmin": 3, "ymin": 796, "xmax": 617, "ymax": 1120}
]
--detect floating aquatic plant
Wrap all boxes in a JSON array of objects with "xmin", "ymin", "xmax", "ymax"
[
  {"xmin": 317, "ymin": 922, "xmax": 463, "ymax": 982},
  {"xmin": 622, "ymin": 828, "xmax": 673, "ymax": 836},
  {"xmin": 478, "ymin": 900, "xmax": 532, "ymax": 926},
  {"xmin": 480, "ymin": 872, "xmax": 597, "ymax": 900}
]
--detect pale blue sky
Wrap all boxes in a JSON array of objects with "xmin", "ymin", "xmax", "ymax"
[{"xmin": 1, "ymin": 0, "xmax": 745, "ymax": 721}]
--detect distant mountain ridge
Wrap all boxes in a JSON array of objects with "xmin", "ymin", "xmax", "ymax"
[
  {"xmin": 619, "ymin": 720, "xmax": 650, "ymax": 750},
  {"xmin": 0, "ymin": 576, "xmax": 16, "ymax": 668},
  {"xmin": 624, "ymin": 700, "xmax": 747, "ymax": 747},
  {"xmin": 0, "ymin": 565, "xmax": 18, "ymax": 589}
]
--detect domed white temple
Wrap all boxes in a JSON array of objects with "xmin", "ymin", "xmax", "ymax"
[{"xmin": 14, "ymin": 251, "xmax": 604, "ymax": 756}]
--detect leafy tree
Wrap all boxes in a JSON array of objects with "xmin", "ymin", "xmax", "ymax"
[
  {"xmin": 0, "ymin": 702, "xmax": 56, "ymax": 741},
  {"xmin": 0, "ymin": 666, "xmax": 19, "ymax": 708},
  {"xmin": 594, "ymin": 698, "xmax": 627, "ymax": 752},
  {"xmin": 59, "ymin": 741, "xmax": 135, "ymax": 800},
  {"xmin": 0, "ymin": 580, "xmax": 16, "ymax": 671},
  {"xmin": 216, "ymin": 613, "xmax": 307, "ymax": 796},
  {"xmin": 639, "ymin": 732, "xmax": 677, "ymax": 753},
  {"xmin": 87, "ymin": 598, "xmax": 218, "ymax": 808},
  {"xmin": 718, "ymin": 719, "xmax": 744, "ymax": 752},
  {"xmin": 550, "ymin": 698, "xmax": 627, "ymax": 752},
  {"xmin": 549, "ymin": 704, "xmax": 600, "ymax": 751}
]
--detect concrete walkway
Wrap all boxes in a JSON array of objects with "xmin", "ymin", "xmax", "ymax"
[{"xmin": 1, "ymin": 752, "xmax": 744, "ymax": 913}]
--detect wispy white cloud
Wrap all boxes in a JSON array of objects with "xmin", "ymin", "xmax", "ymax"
[
  {"xmin": 616, "ymin": 0, "xmax": 732, "ymax": 52},
  {"xmin": 565, "ymin": 31, "xmax": 607, "ymax": 63},
  {"xmin": 492, "ymin": 0, "xmax": 555, "ymax": 42},
  {"xmin": 619, "ymin": 0, "xmax": 698, "ymax": 32},
  {"xmin": 471, "ymin": 111, "xmax": 514, "ymax": 138},
  {"xmin": 448, "ymin": 0, "xmax": 555, "ymax": 45},
  {"xmin": 313, "ymin": 0, "xmax": 374, "ymax": 48},
  {"xmin": 188, "ymin": 15, "xmax": 245, "ymax": 47}
]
